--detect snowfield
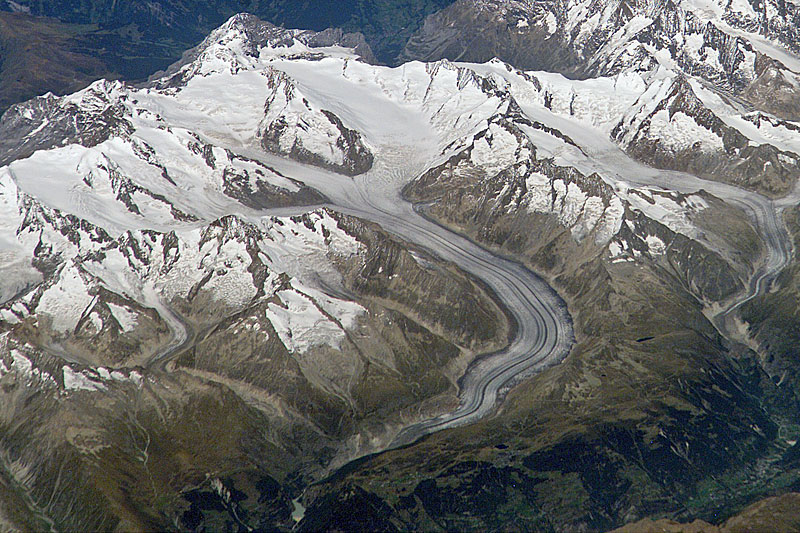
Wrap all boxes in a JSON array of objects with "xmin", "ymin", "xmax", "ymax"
[{"xmin": 0, "ymin": 13, "xmax": 796, "ymax": 445}]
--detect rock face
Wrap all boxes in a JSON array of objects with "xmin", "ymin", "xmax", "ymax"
[
  {"xmin": 611, "ymin": 75, "xmax": 800, "ymax": 197},
  {"xmin": 0, "ymin": 5, "xmax": 799, "ymax": 532},
  {"xmin": 742, "ymin": 55, "xmax": 800, "ymax": 120},
  {"xmin": 0, "ymin": 15, "xmax": 518, "ymax": 530},
  {"xmin": 0, "ymin": 83, "xmax": 132, "ymax": 166},
  {"xmin": 259, "ymin": 69, "xmax": 374, "ymax": 176},
  {"xmin": 0, "ymin": 1, "xmax": 456, "ymax": 111},
  {"xmin": 401, "ymin": 0, "xmax": 800, "ymax": 195},
  {"xmin": 400, "ymin": 0, "xmax": 583, "ymax": 72}
]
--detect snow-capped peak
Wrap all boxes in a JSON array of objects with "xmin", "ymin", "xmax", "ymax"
[{"xmin": 154, "ymin": 13, "xmax": 376, "ymax": 87}]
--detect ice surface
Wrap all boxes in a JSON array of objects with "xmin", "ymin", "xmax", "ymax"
[
  {"xmin": 63, "ymin": 365, "xmax": 107, "ymax": 392},
  {"xmin": 106, "ymin": 303, "xmax": 138, "ymax": 333}
]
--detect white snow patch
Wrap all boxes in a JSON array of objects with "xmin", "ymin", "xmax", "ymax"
[
  {"xmin": 649, "ymin": 110, "xmax": 724, "ymax": 152},
  {"xmin": 106, "ymin": 303, "xmax": 138, "ymax": 333},
  {"xmin": 470, "ymin": 123, "xmax": 521, "ymax": 176},
  {"xmin": 525, "ymin": 171, "xmax": 553, "ymax": 213},
  {"xmin": 627, "ymin": 192, "xmax": 706, "ymax": 237},
  {"xmin": 645, "ymin": 235, "xmax": 667, "ymax": 255},
  {"xmin": 36, "ymin": 266, "xmax": 95, "ymax": 333},
  {"xmin": 9, "ymin": 350, "xmax": 33, "ymax": 381},
  {"xmin": 543, "ymin": 13, "xmax": 557, "ymax": 35},
  {"xmin": 265, "ymin": 281, "xmax": 364, "ymax": 354},
  {"xmin": 88, "ymin": 312, "xmax": 103, "ymax": 332},
  {"xmin": 63, "ymin": 366, "xmax": 107, "ymax": 392},
  {"xmin": 0, "ymin": 309, "xmax": 20, "ymax": 325}
]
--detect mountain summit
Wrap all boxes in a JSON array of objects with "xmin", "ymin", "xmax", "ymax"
[
  {"xmin": 0, "ymin": 5, "xmax": 799, "ymax": 532},
  {"xmin": 402, "ymin": 0, "xmax": 800, "ymax": 116}
]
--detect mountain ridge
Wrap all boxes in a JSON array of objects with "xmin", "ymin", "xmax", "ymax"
[{"xmin": 0, "ymin": 6, "xmax": 798, "ymax": 531}]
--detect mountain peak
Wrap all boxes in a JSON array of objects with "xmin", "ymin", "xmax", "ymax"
[
  {"xmin": 1, "ymin": 3, "xmax": 800, "ymax": 531},
  {"xmin": 152, "ymin": 13, "xmax": 376, "ymax": 87}
]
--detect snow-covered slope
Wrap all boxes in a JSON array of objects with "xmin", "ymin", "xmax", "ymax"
[
  {"xmin": 258, "ymin": 68, "xmax": 374, "ymax": 175},
  {"xmin": 2, "ymin": 10, "xmax": 796, "ymax": 319},
  {"xmin": 0, "ymin": 10, "xmax": 798, "ymax": 531},
  {"xmin": 0, "ymin": 209, "xmax": 369, "ymax": 367},
  {"xmin": 402, "ymin": 0, "xmax": 800, "ymax": 119},
  {"xmin": 0, "ymin": 13, "xmax": 532, "ymax": 428}
]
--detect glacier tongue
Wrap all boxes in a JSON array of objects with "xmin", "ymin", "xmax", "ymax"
[{"xmin": 1, "ymin": 10, "xmax": 798, "ymax": 397}]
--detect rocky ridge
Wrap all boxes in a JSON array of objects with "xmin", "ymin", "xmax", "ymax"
[
  {"xmin": 0, "ymin": 8, "xmax": 798, "ymax": 532},
  {"xmin": 401, "ymin": 0, "xmax": 800, "ymax": 194}
]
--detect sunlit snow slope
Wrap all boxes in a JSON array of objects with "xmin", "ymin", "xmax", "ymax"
[{"xmin": 0, "ymin": 12, "xmax": 797, "ymax": 458}]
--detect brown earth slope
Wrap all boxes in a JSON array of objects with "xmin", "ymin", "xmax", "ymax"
[{"xmin": 0, "ymin": 12, "xmax": 115, "ymax": 112}]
